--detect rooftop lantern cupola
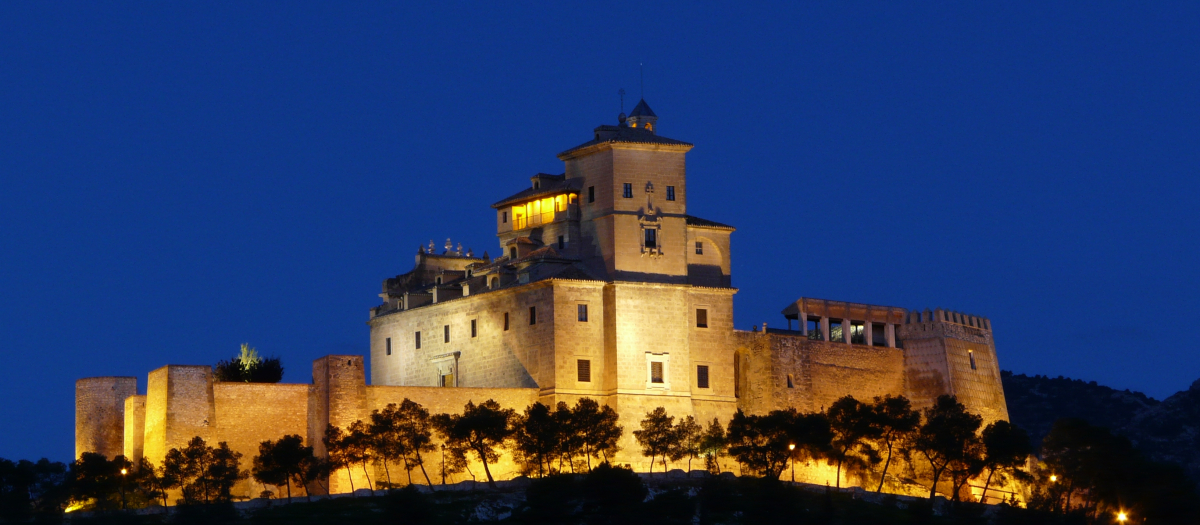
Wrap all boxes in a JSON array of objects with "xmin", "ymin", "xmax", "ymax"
[{"xmin": 627, "ymin": 98, "xmax": 658, "ymax": 134}]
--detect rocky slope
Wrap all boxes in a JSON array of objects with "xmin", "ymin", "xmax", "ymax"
[{"xmin": 1002, "ymin": 371, "xmax": 1200, "ymax": 480}]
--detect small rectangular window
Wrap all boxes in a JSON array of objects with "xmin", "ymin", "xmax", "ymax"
[
  {"xmin": 829, "ymin": 319, "xmax": 844, "ymax": 343},
  {"xmin": 871, "ymin": 323, "xmax": 887, "ymax": 346},
  {"xmin": 787, "ymin": 374, "xmax": 794, "ymax": 388},
  {"xmin": 696, "ymin": 309, "xmax": 708, "ymax": 328},
  {"xmin": 623, "ymin": 183, "xmax": 633, "ymax": 198},
  {"xmin": 529, "ymin": 306, "xmax": 537, "ymax": 325},
  {"xmin": 471, "ymin": 319, "xmax": 477, "ymax": 338},
  {"xmin": 415, "ymin": 331, "xmax": 421, "ymax": 349},
  {"xmin": 650, "ymin": 361, "xmax": 664, "ymax": 384},
  {"xmin": 588, "ymin": 186, "xmax": 595, "ymax": 203},
  {"xmin": 577, "ymin": 304, "xmax": 588, "ymax": 322},
  {"xmin": 577, "ymin": 359, "xmax": 591, "ymax": 382},
  {"xmin": 695, "ymin": 241, "xmax": 703, "ymax": 255},
  {"xmin": 666, "ymin": 186, "xmax": 675, "ymax": 201},
  {"xmin": 502, "ymin": 211, "xmax": 508, "ymax": 223},
  {"xmin": 969, "ymin": 350, "xmax": 977, "ymax": 370},
  {"xmin": 444, "ymin": 325, "xmax": 450, "ymax": 343},
  {"xmin": 386, "ymin": 337, "xmax": 391, "ymax": 356},
  {"xmin": 644, "ymin": 228, "xmax": 657, "ymax": 249},
  {"xmin": 509, "ymin": 247, "xmax": 517, "ymax": 259},
  {"xmin": 697, "ymin": 365, "xmax": 709, "ymax": 388},
  {"xmin": 558, "ymin": 235, "xmax": 564, "ymax": 249},
  {"xmin": 503, "ymin": 312, "xmax": 509, "ymax": 331}
]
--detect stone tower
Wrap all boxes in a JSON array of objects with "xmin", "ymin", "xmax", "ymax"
[
  {"xmin": 75, "ymin": 377, "xmax": 137, "ymax": 460},
  {"xmin": 899, "ymin": 309, "xmax": 1009, "ymax": 424}
]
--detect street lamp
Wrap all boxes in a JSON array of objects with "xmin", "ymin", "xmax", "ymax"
[
  {"xmin": 119, "ymin": 468, "xmax": 128, "ymax": 510},
  {"xmin": 1117, "ymin": 511, "xmax": 1128, "ymax": 523},
  {"xmin": 1049, "ymin": 474, "xmax": 1057, "ymax": 482},
  {"xmin": 788, "ymin": 444, "xmax": 796, "ymax": 483}
]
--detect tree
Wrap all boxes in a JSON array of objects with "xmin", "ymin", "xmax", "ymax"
[
  {"xmin": 913, "ymin": 395, "xmax": 982, "ymax": 500},
  {"xmin": 868, "ymin": 394, "xmax": 920, "ymax": 492},
  {"xmin": 432, "ymin": 399, "xmax": 515, "ymax": 489},
  {"xmin": 699, "ymin": 418, "xmax": 728, "ymax": 475},
  {"xmin": 827, "ymin": 395, "xmax": 881, "ymax": 488},
  {"xmin": 396, "ymin": 399, "xmax": 438, "ymax": 485},
  {"xmin": 368, "ymin": 404, "xmax": 405, "ymax": 487},
  {"xmin": 675, "ymin": 416, "xmax": 703, "ymax": 475},
  {"xmin": 344, "ymin": 420, "xmax": 375, "ymax": 491},
  {"xmin": 213, "ymin": 343, "xmax": 284, "ymax": 383},
  {"xmin": 726, "ymin": 409, "xmax": 797, "ymax": 479},
  {"xmin": 164, "ymin": 437, "xmax": 247, "ymax": 505},
  {"xmin": 573, "ymin": 398, "xmax": 623, "ymax": 468},
  {"xmin": 513, "ymin": 402, "xmax": 559, "ymax": 477},
  {"xmin": 977, "ymin": 420, "xmax": 1032, "ymax": 503},
  {"xmin": 552, "ymin": 402, "xmax": 583, "ymax": 472},
  {"xmin": 323, "ymin": 425, "xmax": 357, "ymax": 494},
  {"xmin": 633, "ymin": 407, "xmax": 678, "ymax": 475},
  {"xmin": 253, "ymin": 435, "xmax": 315, "ymax": 503},
  {"xmin": 135, "ymin": 456, "xmax": 177, "ymax": 509},
  {"xmin": 68, "ymin": 452, "xmax": 123, "ymax": 511}
]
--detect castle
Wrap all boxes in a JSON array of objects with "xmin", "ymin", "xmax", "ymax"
[{"xmin": 76, "ymin": 99, "xmax": 1009, "ymax": 498}]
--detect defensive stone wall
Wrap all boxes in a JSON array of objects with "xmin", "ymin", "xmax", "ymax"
[
  {"xmin": 899, "ymin": 309, "xmax": 1009, "ymax": 423},
  {"xmin": 75, "ymin": 377, "xmax": 137, "ymax": 460},
  {"xmin": 213, "ymin": 382, "xmax": 310, "ymax": 497},
  {"xmin": 144, "ymin": 366, "xmax": 215, "ymax": 466},
  {"xmin": 733, "ymin": 330, "xmax": 906, "ymax": 415}
]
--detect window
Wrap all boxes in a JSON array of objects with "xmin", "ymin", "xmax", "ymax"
[
  {"xmin": 415, "ymin": 331, "xmax": 421, "ymax": 349},
  {"xmin": 787, "ymin": 374, "xmax": 794, "ymax": 388},
  {"xmin": 502, "ymin": 211, "xmax": 508, "ymax": 223},
  {"xmin": 850, "ymin": 322, "xmax": 866, "ymax": 345},
  {"xmin": 666, "ymin": 186, "xmax": 675, "ymax": 201},
  {"xmin": 529, "ymin": 306, "xmax": 537, "ymax": 325},
  {"xmin": 650, "ymin": 362, "xmax": 664, "ymax": 384},
  {"xmin": 872, "ymin": 323, "xmax": 887, "ymax": 346},
  {"xmin": 644, "ymin": 228, "xmax": 657, "ymax": 249},
  {"xmin": 444, "ymin": 325, "xmax": 450, "ymax": 343},
  {"xmin": 697, "ymin": 365, "xmax": 709, "ymax": 389},
  {"xmin": 503, "ymin": 312, "xmax": 509, "ymax": 331},
  {"xmin": 623, "ymin": 183, "xmax": 633, "ymax": 198},
  {"xmin": 829, "ymin": 319, "xmax": 844, "ymax": 343},
  {"xmin": 588, "ymin": 186, "xmax": 595, "ymax": 203},
  {"xmin": 471, "ymin": 319, "xmax": 477, "ymax": 338},
  {"xmin": 577, "ymin": 304, "xmax": 588, "ymax": 322},
  {"xmin": 490, "ymin": 276, "xmax": 499, "ymax": 288},
  {"xmin": 557, "ymin": 235, "xmax": 564, "ymax": 249},
  {"xmin": 696, "ymin": 308, "xmax": 708, "ymax": 328},
  {"xmin": 509, "ymin": 247, "xmax": 517, "ymax": 259},
  {"xmin": 577, "ymin": 359, "xmax": 591, "ymax": 382},
  {"xmin": 806, "ymin": 317, "xmax": 823, "ymax": 341},
  {"xmin": 695, "ymin": 241, "xmax": 703, "ymax": 255},
  {"xmin": 436, "ymin": 276, "xmax": 442, "ymax": 285},
  {"xmin": 969, "ymin": 350, "xmax": 977, "ymax": 370},
  {"xmin": 386, "ymin": 337, "xmax": 391, "ymax": 356}
]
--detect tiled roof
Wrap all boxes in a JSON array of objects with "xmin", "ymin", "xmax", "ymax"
[
  {"xmin": 558, "ymin": 125, "xmax": 692, "ymax": 158},
  {"xmin": 685, "ymin": 215, "xmax": 735, "ymax": 230},
  {"xmin": 491, "ymin": 176, "xmax": 581, "ymax": 208},
  {"xmin": 630, "ymin": 98, "xmax": 656, "ymax": 117}
]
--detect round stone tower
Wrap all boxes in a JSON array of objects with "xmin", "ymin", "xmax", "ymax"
[{"xmin": 75, "ymin": 376, "xmax": 138, "ymax": 460}]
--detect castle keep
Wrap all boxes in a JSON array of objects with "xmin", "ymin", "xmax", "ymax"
[{"xmin": 77, "ymin": 100, "xmax": 1009, "ymax": 497}]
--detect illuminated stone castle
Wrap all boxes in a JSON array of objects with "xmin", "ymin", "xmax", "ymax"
[{"xmin": 76, "ymin": 99, "xmax": 1009, "ymax": 497}]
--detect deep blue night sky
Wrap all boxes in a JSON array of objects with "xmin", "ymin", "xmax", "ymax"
[{"xmin": 2, "ymin": 3, "xmax": 1198, "ymax": 462}]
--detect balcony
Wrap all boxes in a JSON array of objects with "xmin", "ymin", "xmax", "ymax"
[{"xmin": 503, "ymin": 205, "xmax": 579, "ymax": 232}]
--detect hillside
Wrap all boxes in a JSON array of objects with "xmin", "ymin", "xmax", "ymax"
[{"xmin": 1002, "ymin": 371, "xmax": 1200, "ymax": 480}]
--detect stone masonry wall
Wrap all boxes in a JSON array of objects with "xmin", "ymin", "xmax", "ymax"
[
  {"xmin": 733, "ymin": 331, "xmax": 906, "ymax": 415},
  {"xmin": 213, "ymin": 383, "xmax": 310, "ymax": 498},
  {"xmin": 123, "ymin": 395, "xmax": 146, "ymax": 463},
  {"xmin": 144, "ymin": 366, "xmax": 215, "ymax": 466},
  {"xmin": 75, "ymin": 377, "xmax": 137, "ymax": 460}
]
